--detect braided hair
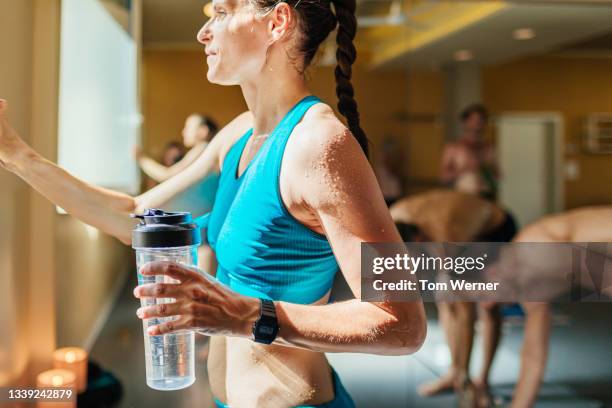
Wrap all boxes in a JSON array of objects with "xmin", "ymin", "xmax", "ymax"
[
  {"xmin": 252, "ymin": 0, "xmax": 369, "ymax": 158},
  {"xmin": 330, "ymin": 0, "xmax": 368, "ymax": 157}
]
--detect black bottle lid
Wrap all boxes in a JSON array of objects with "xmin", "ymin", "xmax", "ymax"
[{"xmin": 131, "ymin": 209, "xmax": 201, "ymax": 249}]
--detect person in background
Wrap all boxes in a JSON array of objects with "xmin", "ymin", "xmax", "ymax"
[
  {"xmin": 140, "ymin": 141, "xmax": 187, "ymax": 190},
  {"xmin": 134, "ymin": 113, "xmax": 218, "ymax": 183},
  {"xmin": 161, "ymin": 141, "xmax": 186, "ymax": 166},
  {"xmin": 390, "ymin": 190, "xmax": 517, "ymax": 407},
  {"xmin": 440, "ymin": 104, "xmax": 498, "ymax": 200},
  {"xmin": 374, "ymin": 136, "xmax": 404, "ymax": 207},
  {"xmin": 481, "ymin": 206, "xmax": 612, "ymax": 408}
]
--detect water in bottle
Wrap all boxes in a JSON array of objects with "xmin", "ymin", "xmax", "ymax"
[{"xmin": 132, "ymin": 209, "xmax": 201, "ymax": 391}]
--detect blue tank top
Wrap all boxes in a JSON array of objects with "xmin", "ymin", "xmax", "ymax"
[{"xmin": 203, "ymin": 95, "xmax": 338, "ymax": 304}]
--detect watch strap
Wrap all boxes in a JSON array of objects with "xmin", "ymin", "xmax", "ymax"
[{"xmin": 260, "ymin": 299, "xmax": 276, "ymax": 318}]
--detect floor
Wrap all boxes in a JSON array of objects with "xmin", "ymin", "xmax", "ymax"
[{"xmin": 90, "ymin": 272, "xmax": 612, "ymax": 408}]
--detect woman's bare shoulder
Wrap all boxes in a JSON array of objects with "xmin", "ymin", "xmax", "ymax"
[
  {"xmin": 290, "ymin": 102, "xmax": 357, "ymax": 161},
  {"xmin": 284, "ymin": 101, "xmax": 372, "ymax": 202}
]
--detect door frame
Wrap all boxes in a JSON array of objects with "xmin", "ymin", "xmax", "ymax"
[{"xmin": 494, "ymin": 112, "xmax": 565, "ymax": 214}]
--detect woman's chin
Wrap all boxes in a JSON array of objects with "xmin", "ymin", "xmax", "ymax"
[
  {"xmin": 206, "ymin": 69, "xmax": 218, "ymax": 84},
  {"xmin": 206, "ymin": 70, "xmax": 227, "ymax": 85},
  {"xmin": 207, "ymin": 72, "xmax": 239, "ymax": 86}
]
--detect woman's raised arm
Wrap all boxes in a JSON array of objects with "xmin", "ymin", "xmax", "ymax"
[{"xmin": 0, "ymin": 99, "xmax": 249, "ymax": 245}]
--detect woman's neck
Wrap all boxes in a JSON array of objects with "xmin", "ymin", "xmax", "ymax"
[{"xmin": 240, "ymin": 71, "xmax": 311, "ymax": 136}]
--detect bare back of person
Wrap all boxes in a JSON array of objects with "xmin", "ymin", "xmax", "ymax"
[
  {"xmin": 516, "ymin": 206, "xmax": 612, "ymax": 243},
  {"xmin": 390, "ymin": 189, "xmax": 504, "ymax": 242}
]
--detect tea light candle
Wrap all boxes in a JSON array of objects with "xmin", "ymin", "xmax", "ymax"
[
  {"xmin": 53, "ymin": 347, "xmax": 88, "ymax": 392},
  {"xmin": 36, "ymin": 369, "xmax": 76, "ymax": 408}
]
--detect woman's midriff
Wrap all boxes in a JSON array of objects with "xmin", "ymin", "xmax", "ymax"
[
  {"xmin": 208, "ymin": 337, "xmax": 335, "ymax": 407},
  {"xmin": 206, "ymin": 294, "xmax": 336, "ymax": 408}
]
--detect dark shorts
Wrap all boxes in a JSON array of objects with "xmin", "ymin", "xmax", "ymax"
[
  {"xmin": 214, "ymin": 368, "xmax": 355, "ymax": 408},
  {"xmin": 478, "ymin": 210, "xmax": 518, "ymax": 243}
]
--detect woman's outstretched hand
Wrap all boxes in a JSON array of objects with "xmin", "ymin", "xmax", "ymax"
[
  {"xmin": 133, "ymin": 261, "xmax": 260, "ymax": 337},
  {"xmin": 0, "ymin": 99, "xmax": 30, "ymax": 172}
]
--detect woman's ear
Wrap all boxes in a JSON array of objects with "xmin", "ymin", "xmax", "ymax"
[{"xmin": 267, "ymin": 2, "xmax": 294, "ymax": 43}]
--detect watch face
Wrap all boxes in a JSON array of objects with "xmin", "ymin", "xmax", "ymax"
[{"xmin": 258, "ymin": 326, "xmax": 275, "ymax": 335}]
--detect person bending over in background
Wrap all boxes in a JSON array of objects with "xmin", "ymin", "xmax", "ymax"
[
  {"xmin": 134, "ymin": 113, "xmax": 218, "ymax": 183},
  {"xmin": 390, "ymin": 189, "xmax": 517, "ymax": 407},
  {"xmin": 481, "ymin": 206, "xmax": 612, "ymax": 408}
]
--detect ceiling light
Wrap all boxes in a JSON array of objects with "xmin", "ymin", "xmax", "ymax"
[
  {"xmin": 513, "ymin": 28, "xmax": 536, "ymax": 40},
  {"xmin": 203, "ymin": 2, "xmax": 214, "ymax": 18},
  {"xmin": 454, "ymin": 49, "xmax": 473, "ymax": 62}
]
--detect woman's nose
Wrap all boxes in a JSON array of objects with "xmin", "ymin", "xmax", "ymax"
[{"xmin": 197, "ymin": 21, "xmax": 212, "ymax": 45}]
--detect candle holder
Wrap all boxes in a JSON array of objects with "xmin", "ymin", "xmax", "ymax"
[
  {"xmin": 53, "ymin": 347, "xmax": 88, "ymax": 393},
  {"xmin": 36, "ymin": 369, "xmax": 76, "ymax": 408}
]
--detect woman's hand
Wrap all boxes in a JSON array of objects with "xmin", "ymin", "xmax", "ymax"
[
  {"xmin": 0, "ymin": 100, "xmax": 32, "ymax": 173},
  {"xmin": 133, "ymin": 261, "xmax": 260, "ymax": 337}
]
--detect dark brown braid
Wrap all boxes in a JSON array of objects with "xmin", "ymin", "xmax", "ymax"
[
  {"xmin": 330, "ymin": 0, "xmax": 368, "ymax": 157},
  {"xmin": 251, "ymin": 0, "xmax": 369, "ymax": 158}
]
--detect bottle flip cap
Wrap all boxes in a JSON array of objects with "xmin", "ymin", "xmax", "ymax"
[{"xmin": 131, "ymin": 209, "xmax": 202, "ymax": 249}]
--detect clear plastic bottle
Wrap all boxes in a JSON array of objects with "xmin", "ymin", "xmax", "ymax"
[{"xmin": 132, "ymin": 209, "xmax": 201, "ymax": 391}]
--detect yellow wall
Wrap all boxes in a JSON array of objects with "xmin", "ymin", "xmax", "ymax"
[
  {"xmin": 142, "ymin": 50, "xmax": 247, "ymax": 158},
  {"xmin": 483, "ymin": 56, "xmax": 612, "ymax": 208},
  {"xmin": 403, "ymin": 70, "xmax": 446, "ymax": 188},
  {"xmin": 0, "ymin": 0, "xmax": 35, "ymax": 386}
]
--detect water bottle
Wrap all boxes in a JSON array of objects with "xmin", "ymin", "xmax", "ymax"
[{"xmin": 131, "ymin": 209, "xmax": 202, "ymax": 391}]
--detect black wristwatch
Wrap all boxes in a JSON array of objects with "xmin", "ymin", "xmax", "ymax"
[{"xmin": 252, "ymin": 299, "xmax": 279, "ymax": 344}]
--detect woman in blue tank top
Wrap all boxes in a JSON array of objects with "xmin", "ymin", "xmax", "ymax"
[{"xmin": 0, "ymin": 0, "xmax": 426, "ymax": 406}]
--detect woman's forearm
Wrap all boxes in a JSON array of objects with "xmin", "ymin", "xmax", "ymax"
[
  {"xmin": 271, "ymin": 299, "xmax": 426, "ymax": 355},
  {"xmin": 12, "ymin": 148, "xmax": 137, "ymax": 244}
]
